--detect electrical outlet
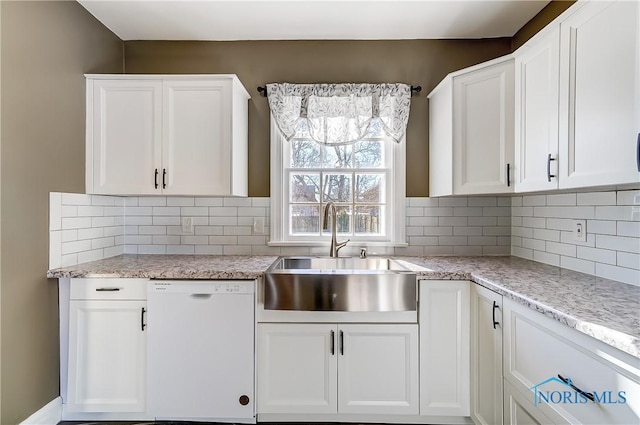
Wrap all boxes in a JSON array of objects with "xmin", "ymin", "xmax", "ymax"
[
  {"xmin": 253, "ymin": 217, "xmax": 265, "ymax": 234},
  {"xmin": 181, "ymin": 217, "xmax": 193, "ymax": 233},
  {"xmin": 573, "ymin": 219, "xmax": 586, "ymax": 243}
]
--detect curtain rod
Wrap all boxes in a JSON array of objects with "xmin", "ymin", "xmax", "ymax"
[{"xmin": 256, "ymin": 85, "xmax": 422, "ymax": 97}]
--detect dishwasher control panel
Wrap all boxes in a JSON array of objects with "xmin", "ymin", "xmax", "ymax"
[{"xmin": 149, "ymin": 280, "xmax": 255, "ymax": 294}]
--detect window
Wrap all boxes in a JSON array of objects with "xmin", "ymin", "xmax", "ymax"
[{"xmin": 270, "ymin": 118, "xmax": 406, "ymax": 246}]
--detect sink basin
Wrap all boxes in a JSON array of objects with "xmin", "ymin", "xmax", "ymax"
[{"xmin": 264, "ymin": 256, "xmax": 417, "ymax": 312}]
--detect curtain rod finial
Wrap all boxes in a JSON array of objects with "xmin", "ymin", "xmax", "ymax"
[{"xmin": 257, "ymin": 86, "xmax": 268, "ymax": 97}]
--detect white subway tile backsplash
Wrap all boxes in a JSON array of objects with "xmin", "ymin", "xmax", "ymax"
[
  {"xmin": 409, "ymin": 197, "xmax": 439, "ymax": 207},
  {"xmin": 454, "ymin": 227, "xmax": 483, "ymax": 236},
  {"xmin": 617, "ymin": 190, "xmax": 640, "ymax": 205},
  {"xmin": 560, "ymin": 256, "xmax": 595, "ymax": 275},
  {"xmin": 440, "ymin": 216, "xmax": 469, "ymax": 226},
  {"xmin": 62, "ymin": 217, "xmax": 92, "ymax": 230},
  {"xmin": 468, "ymin": 236, "xmax": 497, "ymax": 246},
  {"xmin": 405, "ymin": 207, "xmax": 424, "ymax": 216},
  {"xmin": 61, "ymin": 229, "xmax": 78, "ymax": 242},
  {"xmin": 167, "ymin": 245, "xmax": 195, "ymax": 254},
  {"xmin": 61, "ymin": 205, "xmax": 78, "ymax": 218},
  {"xmin": 439, "ymin": 197, "xmax": 468, "ymax": 207},
  {"xmin": 152, "ymin": 206, "xmax": 181, "ymax": 216},
  {"xmin": 423, "ymin": 226, "xmax": 453, "ymax": 236},
  {"xmin": 167, "ymin": 197, "xmax": 195, "ymax": 207},
  {"xmin": 596, "ymin": 234, "xmax": 640, "ymax": 254},
  {"xmin": 61, "ymin": 240, "xmax": 92, "ymax": 255},
  {"xmin": 453, "ymin": 207, "xmax": 483, "ymax": 217},
  {"xmin": 61, "ymin": 193, "xmax": 91, "ymax": 205},
  {"xmin": 577, "ymin": 191, "xmax": 616, "ymax": 206},
  {"xmin": 195, "ymin": 198, "xmax": 224, "ymax": 207},
  {"xmin": 483, "ymin": 246, "xmax": 510, "ymax": 255},
  {"xmin": 522, "ymin": 195, "xmax": 546, "ymax": 206},
  {"xmin": 533, "ymin": 250, "xmax": 560, "ymax": 267},
  {"xmin": 77, "ymin": 205, "xmax": 104, "ymax": 217},
  {"xmin": 49, "ymin": 231, "xmax": 62, "ymax": 269},
  {"xmin": 181, "ymin": 206, "xmax": 209, "ymax": 216},
  {"xmin": 152, "ymin": 235, "xmax": 181, "ymax": 245},
  {"xmin": 126, "ymin": 206, "xmax": 153, "ymax": 216},
  {"xmin": 223, "ymin": 198, "xmax": 253, "ymax": 207},
  {"xmin": 617, "ymin": 221, "xmax": 640, "ymax": 237},
  {"xmin": 595, "ymin": 263, "xmax": 640, "ymax": 286},
  {"xmin": 138, "ymin": 226, "xmax": 167, "ymax": 235},
  {"xmin": 78, "ymin": 228, "xmax": 104, "ymax": 240},
  {"xmin": 78, "ymin": 249, "xmax": 105, "ymax": 264},
  {"xmin": 453, "ymin": 246, "xmax": 483, "ymax": 256},
  {"xmin": 91, "ymin": 217, "xmax": 115, "ymax": 227},
  {"xmin": 181, "ymin": 235, "xmax": 209, "ymax": 245},
  {"xmin": 423, "ymin": 207, "xmax": 453, "ymax": 217},
  {"xmin": 468, "ymin": 197, "xmax": 497, "ymax": 207},
  {"xmin": 49, "ymin": 193, "xmax": 62, "ymax": 231},
  {"xmin": 138, "ymin": 245, "xmax": 167, "ymax": 254},
  {"xmin": 546, "ymin": 193, "xmax": 576, "ymax": 206},
  {"xmin": 409, "ymin": 217, "xmax": 439, "ymax": 227},
  {"xmin": 545, "ymin": 241, "xmax": 576, "ymax": 257},
  {"xmin": 138, "ymin": 197, "xmax": 167, "ymax": 207},
  {"xmin": 617, "ymin": 252, "xmax": 640, "ymax": 270},
  {"xmin": 224, "ymin": 245, "xmax": 252, "ymax": 255},
  {"xmin": 423, "ymin": 246, "xmax": 455, "ymax": 255},
  {"xmin": 512, "ymin": 190, "xmax": 639, "ymax": 285},
  {"xmin": 576, "ymin": 246, "xmax": 617, "ymax": 265},
  {"xmin": 153, "ymin": 216, "xmax": 181, "ymax": 226},
  {"xmin": 533, "ymin": 228, "xmax": 560, "ymax": 242}
]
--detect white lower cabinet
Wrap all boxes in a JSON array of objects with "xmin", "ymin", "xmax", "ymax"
[
  {"xmin": 503, "ymin": 298, "xmax": 640, "ymax": 425},
  {"xmin": 470, "ymin": 284, "xmax": 503, "ymax": 425},
  {"xmin": 66, "ymin": 278, "xmax": 147, "ymax": 413},
  {"xmin": 419, "ymin": 280, "xmax": 470, "ymax": 417},
  {"xmin": 257, "ymin": 323, "xmax": 418, "ymax": 416},
  {"xmin": 504, "ymin": 380, "xmax": 553, "ymax": 425}
]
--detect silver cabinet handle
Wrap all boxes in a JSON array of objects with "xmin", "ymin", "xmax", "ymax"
[{"xmin": 95, "ymin": 287, "xmax": 121, "ymax": 292}]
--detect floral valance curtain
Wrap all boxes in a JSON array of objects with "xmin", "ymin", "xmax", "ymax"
[{"xmin": 266, "ymin": 83, "xmax": 411, "ymax": 145}]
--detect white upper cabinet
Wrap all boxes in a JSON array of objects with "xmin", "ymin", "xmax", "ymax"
[
  {"xmin": 429, "ymin": 57, "xmax": 515, "ymax": 196},
  {"xmin": 558, "ymin": 0, "xmax": 640, "ymax": 188},
  {"xmin": 514, "ymin": 27, "xmax": 561, "ymax": 192},
  {"xmin": 86, "ymin": 75, "xmax": 249, "ymax": 196}
]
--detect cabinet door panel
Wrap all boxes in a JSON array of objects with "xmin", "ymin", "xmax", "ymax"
[
  {"xmin": 515, "ymin": 28, "xmax": 560, "ymax": 192},
  {"xmin": 453, "ymin": 61, "xmax": 515, "ymax": 194},
  {"xmin": 91, "ymin": 80, "xmax": 162, "ymax": 195},
  {"xmin": 257, "ymin": 323, "xmax": 337, "ymax": 414},
  {"xmin": 67, "ymin": 300, "xmax": 146, "ymax": 412},
  {"xmin": 163, "ymin": 80, "xmax": 231, "ymax": 195},
  {"xmin": 504, "ymin": 380, "xmax": 553, "ymax": 425},
  {"xmin": 471, "ymin": 284, "xmax": 503, "ymax": 425},
  {"xmin": 559, "ymin": 1, "xmax": 640, "ymax": 188},
  {"xmin": 338, "ymin": 324, "xmax": 418, "ymax": 415},
  {"xmin": 419, "ymin": 281, "xmax": 470, "ymax": 416}
]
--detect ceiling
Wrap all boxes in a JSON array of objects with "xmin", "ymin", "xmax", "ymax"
[{"xmin": 77, "ymin": 0, "xmax": 551, "ymax": 41}]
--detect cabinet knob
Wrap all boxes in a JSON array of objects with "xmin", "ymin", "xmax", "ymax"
[{"xmin": 239, "ymin": 395, "xmax": 250, "ymax": 405}]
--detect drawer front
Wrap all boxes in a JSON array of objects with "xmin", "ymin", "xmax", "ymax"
[
  {"xmin": 503, "ymin": 299, "xmax": 640, "ymax": 425},
  {"xmin": 70, "ymin": 278, "xmax": 148, "ymax": 300}
]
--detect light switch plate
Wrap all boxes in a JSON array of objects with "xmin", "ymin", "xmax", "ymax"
[
  {"xmin": 253, "ymin": 217, "xmax": 265, "ymax": 234},
  {"xmin": 573, "ymin": 219, "xmax": 587, "ymax": 242}
]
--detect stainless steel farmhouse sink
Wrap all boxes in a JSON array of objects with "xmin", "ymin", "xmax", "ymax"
[{"xmin": 264, "ymin": 256, "xmax": 417, "ymax": 312}]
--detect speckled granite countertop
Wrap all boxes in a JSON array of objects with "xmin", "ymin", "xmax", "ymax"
[
  {"xmin": 48, "ymin": 254, "xmax": 640, "ymax": 358},
  {"xmin": 47, "ymin": 254, "xmax": 279, "ymax": 280},
  {"xmin": 395, "ymin": 256, "xmax": 640, "ymax": 359}
]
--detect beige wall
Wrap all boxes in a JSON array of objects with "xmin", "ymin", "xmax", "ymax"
[
  {"xmin": 0, "ymin": 2, "xmax": 122, "ymax": 423},
  {"xmin": 124, "ymin": 39, "xmax": 513, "ymax": 197},
  {"xmin": 512, "ymin": 0, "xmax": 576, "ymax": 51}
]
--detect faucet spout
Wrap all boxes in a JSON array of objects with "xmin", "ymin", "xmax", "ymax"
[{"xmin": 322, "ymin": 201, "xmax": 349, "ymax": 257}]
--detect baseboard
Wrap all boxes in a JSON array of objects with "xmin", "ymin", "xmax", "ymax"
[{"xmin": 20, "ymin": 397, "xmax": 62, "ymax": 425}]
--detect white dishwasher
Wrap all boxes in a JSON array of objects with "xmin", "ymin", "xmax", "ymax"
[{"xmin": 147, "ymin": 280, "xmax": 255, "ymax": 421}]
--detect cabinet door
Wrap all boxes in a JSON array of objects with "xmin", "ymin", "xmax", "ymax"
[
  {"xmin": 67, "ymin": 300, "xmax": 146, "ymax": 412},
  {"xmin": 162, "ymin": 80, "xmax": 232, "ymax": 195},
  {"xmin": 471, "ymin": 284, "xmax": 503, "ymax": 425},
  {"xmin": 257, "ymin": 323, "xmax": 337, "ymax": 414},
  {"xmin": 419, "ymin": 280, "xmax": 470, "ymax": 416},
  {"xmin": 453, "ymin": 61, "xmax": 515, "ymax": 194},
  {"xmin": 504, "ymin": 380, "xmax": 553, "ymax": 425},
  {"xmin": 515, "ymin": 28, "xmax": 560, "ymax": 192},
  {"xmin": 89, "ymin": 80, "xmax": 162, "ymax": 195},
  {"xmin": 559, "ymin": 1, "xmax": 640, "ymax": 188},
  {"xmin": 338, "ymin": 324, "xmax": 418, "ymax": 415}
]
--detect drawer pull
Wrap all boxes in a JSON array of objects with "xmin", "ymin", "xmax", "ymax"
[
  {"xmin": 95, "ymin": 287, "xmax": 121, "ymax": 292},
  {"xmin": 557, "ymin": 374, "xmax": 594, "ymax": 402},
  {"xmin": 141, "ymin": 307, "xmax": 146, "ymax": 331},
  {"xmin": 492, "ymin": 301, "xmax": 500, "ymax": 329}
]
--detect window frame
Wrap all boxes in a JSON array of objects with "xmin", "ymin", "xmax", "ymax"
[{"xmin": 269, "ymin": 115, "xmax": 407, "ymax": 247}]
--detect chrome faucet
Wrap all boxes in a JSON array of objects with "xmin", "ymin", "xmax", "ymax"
[{"xmin": 322, "ymin": 201, "xmax": 350, "ymax": 257}]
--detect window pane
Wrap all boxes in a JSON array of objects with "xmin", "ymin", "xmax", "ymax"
[
  {"xmin": 355, "ymin": 174, "xmax": 384, "ymax": 203},
  {"xmin": 291, "ymin": 205, "xmax": 320, "ymax": 234},
  {"xmin": 321, "ymin": 205, "xmax": 351, "ymax": 234},
  {"xmin": 291, "ymin": 140, "xmax": 321, "ymax": 168},
  {"xmin": 353, "ymin": 140, "xmax": 383, "ymax": 168},
  {"xmin": 354, "ymin": 205, "xmax": 382, "ymax": 235},
  {"xmin": 290, "ymin": 174, "xmax": 320, "ymax": 202},
  {"xmin": 323, "ymin": 174, "xmax": 352, "ymax": 202},
  {"xmin": 322, "ymin": 144, "xmax": 352, "ymax": 168}
]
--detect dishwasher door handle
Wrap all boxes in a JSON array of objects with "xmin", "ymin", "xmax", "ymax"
[{"xmin": 190, "ymin": 294, "xmax": 213, "ymax": 299}]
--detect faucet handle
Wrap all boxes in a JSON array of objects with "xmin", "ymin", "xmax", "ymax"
[
  {"xmin": 335, "ymin": 238, "xmax": 350, "ymax": 254},
  {"xmin": 360, "ymin": 248, "xmax": 367, "ymax": 258}
]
